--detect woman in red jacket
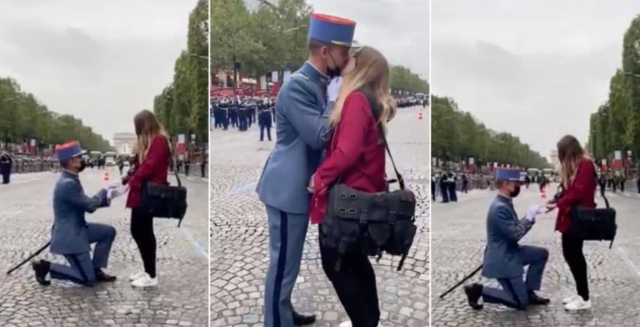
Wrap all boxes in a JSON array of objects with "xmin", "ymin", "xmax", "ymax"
[
  {"xmin": 124, "ymin": 110, "xmax": 171, "ymax": 288},
  {"xmin": 546, "ymin": 135, "xmax": 596, "ymax": 311},
  {"xmin": 310, "ymin": 46, "xmax": 396, "ymax": 327}
]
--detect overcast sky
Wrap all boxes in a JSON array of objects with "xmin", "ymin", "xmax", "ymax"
[
  {"xmin": 306, "ymin": 0, "xmax": 429, "ymax": 80},
  {"xmin": 0, "ymin": 0, "xmax": 196, "ymax": 144},
  {"xmin": 432, "ymin": 1, "xmax": 640, "ymax": 158}
]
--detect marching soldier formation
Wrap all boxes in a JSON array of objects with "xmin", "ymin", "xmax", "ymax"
[{"xmin": 211, "ymin": 96, "xmax": 276, "ymax": 135}]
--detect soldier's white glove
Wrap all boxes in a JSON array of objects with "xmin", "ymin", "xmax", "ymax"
[
  {"xmin": 107, "ymin": 186, "xmax": 129, "ymax": 200},
  {"xmin": 106, "ymin": 182, "xmax": 121, "ymax": 190},
  {"xmin": 307, "ymin": 174, "xmax": 315, "ymax": 193},
  {"xmin": 327, "ymin": 77, "xmax": 342, "ymax": 102},
  {"xmin": 525, "ymin": 205, "xmax": 543, "ymax": 221}
]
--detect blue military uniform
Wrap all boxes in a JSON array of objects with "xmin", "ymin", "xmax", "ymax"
[
  {"xmin": 45, "ymin": 142, "xmax": 116, "ymax": 286},
  {"xmin": 256, "ymin": 13, "xmax": 356, "ymax": 327},
  {"xmin": 259, "ymin": 99, "xmax": 273, "ymax": 141},
  {"xmin": 469, "ymin": 168, "xmax": 549, "ymax": 310},
  {"xmin": 0, "ymin": 151, "xmax": 12, "ymax": 184}
]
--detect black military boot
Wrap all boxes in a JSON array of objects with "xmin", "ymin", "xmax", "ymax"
[
  {"xmin": 31, "ymin": 259, "xmax": 51, "ymax": 286},
  {"xmin": 292, "ymin": 311, "xmax": 316, "ymax": 326},
  {"xmin": 528, "ymin": 291, "xmax": 550, "ymax": 305},
  {"xmin": 464, "ymin": 283, "xmax": 483, "ymax": 310},
  {"xmin": 95, "ymin": 269, "xmax": 117, "ymax": 282}
]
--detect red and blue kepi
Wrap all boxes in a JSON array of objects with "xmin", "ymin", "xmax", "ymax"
[
  {"xmin": 55, "ymin": 141, "xmax": 84, "ymax": 162},
  {"xmin": 495, "ymin": 168, "xmax": 524, "ymax": 182},
  {"xmin": 308, "ymin": 13, "xmax": 356, "ymax": 47}
]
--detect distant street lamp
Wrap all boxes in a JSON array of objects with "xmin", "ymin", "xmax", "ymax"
[
  {"xmin": 188, "ymin": 53, "xmax": 208, "ymax": 60},
  {"xmin": 284, "ymin": 26, "xmax": 306, "ymax": 33},
  {"xmin": 258, "ymin": 0, "xmax": 277, "ymax": 8}
]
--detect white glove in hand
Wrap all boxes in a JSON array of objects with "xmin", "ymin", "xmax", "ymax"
[
  {"xmin": 307, "ymin": 174, "xmax": 315, "ymax": 193},
  {"xmin": 525, "ymin": 205, "xmax": 542, "ymax": 221},
  {"xmin": 107, "ymin": 186, "xmax": 128, "ymax": 200},
  {"xmin": 106, "ymin": 182, "xmax": 121, "ymax": 190},
  {"xmin": 327, "ymin": 77, "xmax": 342, "ymax": 102}
]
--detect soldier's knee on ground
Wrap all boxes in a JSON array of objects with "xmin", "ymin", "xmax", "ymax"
[
  {"xmin": 83, "ymin": 273, "xmax": 97, "ymax": 287},
  {"xmin": 516, "ymin": 302, "xmax": 528, "ymax": 311},
  {"xmin": 84, "ymin": 279, "xmax": 96, "ymax": 287}
]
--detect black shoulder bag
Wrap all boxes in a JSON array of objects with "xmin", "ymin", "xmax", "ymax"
[
  {"xmin": 139, "ymin": 139, "xmax": 188, "ymax": 227},
  {"xmin": 320, "ymin": 90, "xmax": 417, "ymax": 272},
  {"xmin": 568, "ymin": 165, "xmax": 617, "ymax": 248}
]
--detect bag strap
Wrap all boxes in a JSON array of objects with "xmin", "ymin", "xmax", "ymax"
[{"xmin": 359, "ymin": 89, "xmax": 406, "ymax": 190}]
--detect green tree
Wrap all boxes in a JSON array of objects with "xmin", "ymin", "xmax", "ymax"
[
  {"xmin": 0, "ymin": 77, "xmax": 112, "ymax": 152},
  {"xmin": 153, "ymin": 0, "xmax": 208, "ymax": 144},
  {"xmin": 432, "ymin": 95, "xmax": 549, "ymax": 169},
  {"xmin": 210, "ymin": 0, "xmax": 428, "ymax": 92},
  {"xmin": 588, "ymin": 14, "xmax": 640, "ymax": 162},
  {"xmin": 390, "ymin": 66, "xmax": 429, "ymax": 94}
]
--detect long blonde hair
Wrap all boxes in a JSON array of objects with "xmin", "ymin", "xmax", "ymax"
[
  {"xmin": 134, "ymin": 110, "xmax": 169, "ymax": 162},
  {"xmin": 557, "ymin": 134, "xmax": 592, "ymax": 187},
  {"xmin": 329, "ymin": 46, "xmax": 397, "ymax": 135}
]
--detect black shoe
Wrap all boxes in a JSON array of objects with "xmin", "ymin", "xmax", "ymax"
[
  {"xmin": 528, "ymin": 291, "xmax": 550, "ymax": 305},
  {"xmin": 95, "ymin": 269, "xmax": 117, "ymax": 282},
  {"xmin": 292, "ymin": 311, "xmax": 316, "ymax": 326},
  {"xmin": 464, "ymin": 283, "xmax": 483, "ymax": 310},
  {"xmin": 31, "ymin": 260, "xmax": 51, "ymax": 286}
]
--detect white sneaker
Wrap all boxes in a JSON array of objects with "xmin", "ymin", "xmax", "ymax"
[
  {"xmin": 562, "ymin": 294, "xmax": 582, "ymax": 304},
  {"xmin": 131, "ymin": 274, "xmax": 158, "ymax": 288},
  {"xmin": 129, "ymin": 272, "xmax": 146, "ymax": 281},
  {"xmin": 564, "ymin": 298, "xmax": 591, "ymax": 311}
]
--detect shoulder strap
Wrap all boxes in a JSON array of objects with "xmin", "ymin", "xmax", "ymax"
[{"xmin": 359, "ymin": 89, "xmax": 405, "ymax": 190}]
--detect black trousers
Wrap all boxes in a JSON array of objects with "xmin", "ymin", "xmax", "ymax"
[
  {"xmin": 319, "ymin": 229, "xmax": 380, "ymax": 327},
  {"xmin": 131, "ymin": 207, "xmax": 157, "ymax": 278},
  {"xmin": 561, "ymin": 233, "xmax": 589, "ymax": 301}
]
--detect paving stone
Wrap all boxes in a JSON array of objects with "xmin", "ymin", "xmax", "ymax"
[{"xmin": 211, "ymin": 107, "xmax": 430, "ymax": 326}]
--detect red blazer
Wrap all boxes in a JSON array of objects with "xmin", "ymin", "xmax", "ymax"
[
  {"xmin": 310, "ymin": 91, "xmax": 387, "ymax": 224},
  {"xmin": 555, "ymin": 158, "xmax": 597, "ymax": 233},
  {"xmin": 126, "ymin": 135, "xmax": 171, "ymax": 208}
]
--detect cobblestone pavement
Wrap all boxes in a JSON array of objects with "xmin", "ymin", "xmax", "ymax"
[
  {"xmin": 0, "ymin": 168, "xmax": 208, "ymax": 327},
  {"xmin": 211, "ymin": 107, "xmax": 430, "ymax": 326},
  {"xmin": 432, "ymin": 185, "xmax": 640, "ymax": 327}
]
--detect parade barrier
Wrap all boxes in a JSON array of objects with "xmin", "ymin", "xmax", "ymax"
[{"xmin": 9, "ymin": 157, "xmax": 59, "ymax": 174}]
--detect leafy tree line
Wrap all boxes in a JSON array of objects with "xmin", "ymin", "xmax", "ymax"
[
  {"xmin": 0, "ymin": 77, "xmax": 112, "ymax": 152},
  {"xmin": 210, "ymin": 0, "xmax": 429, "ymax": 94},
  {"xmin": 154, "ymin": 0, "xmax": 208, "ymax": 145},
  {"xmin": 432, "ymin": 96, "xmax": 549, "ymax": 169},
  {"xmin": 588, "ymin": 14, "xmax": 640, "ymax": 162}
]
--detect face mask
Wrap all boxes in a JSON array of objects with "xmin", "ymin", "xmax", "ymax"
[
  {"xmin": 326, "ymin": 52, "xmax": 342, "ymax": 78},
  {"xmin": 78, "ymin": 159, "xmax": 86, "ymax": 172},
  {"xmin": 510, "ymin": 184, "xmax": 521, "ymax": 198}
]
